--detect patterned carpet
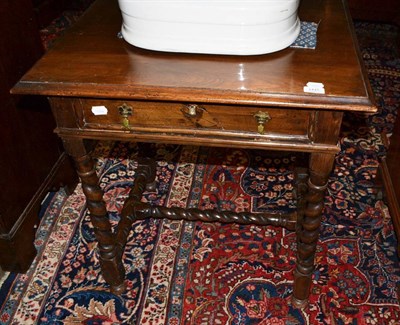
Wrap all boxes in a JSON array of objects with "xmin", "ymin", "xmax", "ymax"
[{"xmin": 1, "ymin": 17, "xmax": 400, "ymax": 325}]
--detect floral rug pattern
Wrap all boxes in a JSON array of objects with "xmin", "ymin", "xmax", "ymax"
[{"xmin": 1, "ymin": 23, "xmax": 400, "ymax": 325}]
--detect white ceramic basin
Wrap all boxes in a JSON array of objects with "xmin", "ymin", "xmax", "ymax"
[{"xmin": 118, "ymin": 0, "xmax": 301, "ymax": 55}]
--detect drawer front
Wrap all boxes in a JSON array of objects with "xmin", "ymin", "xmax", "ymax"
[{"xmin": 77, "ymin": 99, "xmax": 312, "ymax": 139}]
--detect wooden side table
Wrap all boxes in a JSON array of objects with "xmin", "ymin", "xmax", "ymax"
[{"xmin": 12, "ymin": 0, "xmax": 375, "ymax": 308}]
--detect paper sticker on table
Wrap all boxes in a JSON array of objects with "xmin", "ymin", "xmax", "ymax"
[
  {"xmin": 91, "ymin": 105, "xmax": 108, "ymax": 115},
  {"xmin": 304, "ymin": 82, "xmax": 325, "ymax": 94}
]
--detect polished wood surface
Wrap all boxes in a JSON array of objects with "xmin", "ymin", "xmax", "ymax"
[
  {"xmin": 14, "ymin": 0, "xmax": 374, "ymax": 112},
  {"xmin": 12, "ymin": 0, "xmax": 375, "ymax": 308}
]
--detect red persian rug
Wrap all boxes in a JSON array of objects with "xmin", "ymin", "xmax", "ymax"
[{"xmin": 1, "ymin": 22, "xmax": 400, "ymax": 325}]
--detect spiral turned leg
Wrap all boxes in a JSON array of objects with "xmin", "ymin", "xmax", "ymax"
[
  {"xmin": 292, "ymin": 153, "xmax": 335, "ymax": 309},
  {"xmin": 73, "ymin": 153, "xmax": 126, "ymax": 294},
  {"xmin": 116, "ymin": 158, "xmax": 157, "ymax": 252},
  {"xmin": 137, "ymin": 143, "xmax": 158, "ymax": 192}
]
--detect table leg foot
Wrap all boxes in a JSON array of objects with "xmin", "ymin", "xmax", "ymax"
[
  {"xmin": 138, "ymin": 157, "xmax": 157, "ymax": 188},
  {"xmin": 291, "ymin": 296, "xmax": 308, "ymax": 309},
  {"xmin": 145, "ymin": 180, "xmax": 157, "ymax": 192},
  {"xmin": 110, "ymin": 282, "xmax": 126, "ymax": 295}
]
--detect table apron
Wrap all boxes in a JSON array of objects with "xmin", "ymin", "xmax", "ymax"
[{"xmin": 55, "ymin": 127, "xmax": 341, "ymax": 154}]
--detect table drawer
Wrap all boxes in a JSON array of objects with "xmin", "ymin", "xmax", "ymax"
[{"xmin": 77, "ymin": 99, "xmax": 312, "ymax": 138}]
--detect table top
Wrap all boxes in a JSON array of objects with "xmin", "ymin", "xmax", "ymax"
[{"xmin": 13, "ymin": 0, "xmax": 375, "ymax": 112}]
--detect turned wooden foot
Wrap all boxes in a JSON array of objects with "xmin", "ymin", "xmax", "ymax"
[
  {"xmin": 145, "ymin": 181, "xmax": 157, "ymax": 192},
  {"xmin": 110, "ymin": 282, "xmax": 126, "ymax": 295},
  {"xmin": 291, "ymin": 295, "xmax": 309, "ymax": 309}
]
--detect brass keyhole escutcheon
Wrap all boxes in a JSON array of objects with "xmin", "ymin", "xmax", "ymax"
[
  {"xmin": 181, "ymin": 103, "xmax": 204, "ymax": 119},
  {"xmin": 118, "ymin": 103, "xmax": 133, "ymax": 129},
  {"xmin": 254, "ymin": 111, "xmax": 271, "ymax": 134}
]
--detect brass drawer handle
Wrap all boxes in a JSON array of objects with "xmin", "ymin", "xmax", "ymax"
[
  {"xmin": 181, "ymin": 103, "xmax": 204, "ymax": 118},
  {"xmin": 254, "ymin": 111, "xmax": 271, "ymax": 134},
  {"xmin": 118, "ymin": 103, "xmax": 133, "ymax": 128}
]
